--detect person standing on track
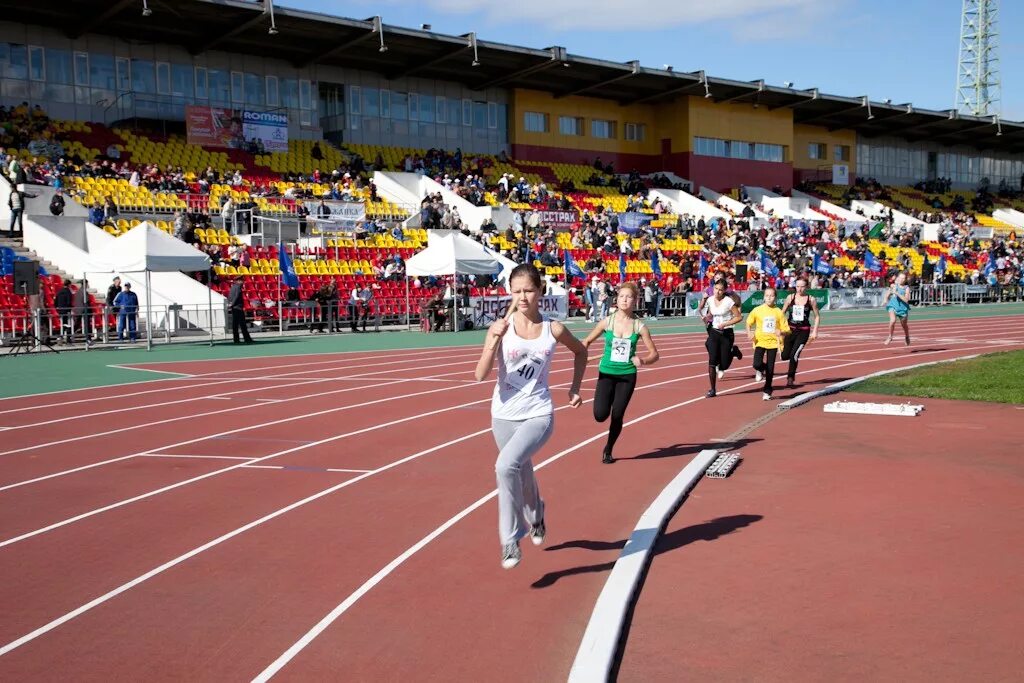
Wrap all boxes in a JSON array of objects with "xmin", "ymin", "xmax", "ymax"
[
  {"xmin": 884, "ymin": 271, "xmax": 912, "ymax": 346},
  {"xmin": 780, "ymin": 277, "xmax": 820, "ymax": 388},
  {"xmin": 746, "ymin": 288, "xmax": 789, "ymax": 401},
  {"xmin": 475, "ymin": 263, "xmax": 587, "ymax": 570},
  {"xmin": 702, "ymin": 279, "xmax": 743, "ymax": 398},
  {"xmin": 582, "ymin": 282, "xmax": 660, "ymax": 464}
]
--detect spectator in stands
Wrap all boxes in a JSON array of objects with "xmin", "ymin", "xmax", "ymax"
[
  {"xmin": 347, "ymin": 283, "xmax": 361, "ymax": 333},
  {"xmin": 111, "ymin": 282, "xmax": 139, "ymax": 343},
  {"xmin": 73, "ymin": 279, "xmax": 93, "ymax": 346},
  {"xmin": 358, "ymin": 283, "xmax": 376, "ymax": 332},
  {"xmin": 49, "ymin": 189, "xmax": 65, "ymax": 216},
  {"xmin": 105, "ymin": 276, "xmax": 121, "ymax": 331},
  {"xmin": 103, "ymin": 196, "xmax": 118, "ymax": 222},
  {"xmin": 221, "ymin": 197, "xmax": 235, "ymax": 234},
  {"xmin": 5, "ymin": 185, "xmax": 35, "ymax": 237},
  {"xmin": 295, "ymin": 202, "xmax": 309, "ymax": 235}
]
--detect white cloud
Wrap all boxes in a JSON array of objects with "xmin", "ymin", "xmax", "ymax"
[{"xmin": 366, "ymin": 0, "xmax": 839, "ymax": 31}]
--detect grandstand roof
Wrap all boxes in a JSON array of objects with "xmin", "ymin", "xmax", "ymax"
[{"xmin": 9, "ymin": 0, "xmax": 1023, "ymax": 153}]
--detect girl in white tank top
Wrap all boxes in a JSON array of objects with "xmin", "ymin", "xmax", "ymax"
[{"xmin": 474, "ymin": 264, "xmax": 588, "ymax": 569}]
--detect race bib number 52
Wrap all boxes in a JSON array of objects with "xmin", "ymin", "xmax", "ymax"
[{"xmin": 610, "ymin": 337, "xmax": 630, "ymax": 363}]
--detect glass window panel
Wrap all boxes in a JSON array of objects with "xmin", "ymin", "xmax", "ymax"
[
  {"xmin": 74, "ymin": 52, "xmax": 89, "ymax": 85},
  {"xmin": 281, "ymin": 78, "xmax": 298, "ymax": 109},
  {"xmin": 362, "ymin": 87, "xmax": 379, "ymax": 116},
  {"xmin": 392, "ymin": 91, "xmax": 407, "ymax": 120},
  {"xmin": 5, "ymin": 44, "xmax": 27, "ymax": 80},
  {"xmin": 45, "ymin": 48, "xmax": 72, "ymax": 85},
  {"xmin": 266, "ymin": 75, "xmax": 279, "ymax": 107},
  {"xmin": 379, "ymin": 89, "xmax": 390, "ymax": 118},
  {"xmin": 231, "ymin": 71, "xmax": 243, "ymax": 103},
  {"xmin": 419, "ymin": 94, "xmax": 433, "ymax": 123},
  {"xmin": 194, "ymin": 66, "xmax": 207, "ymax": 99},
  {"xmin": 408, "ymin": 93, "xmax": 418, "ymax": 121},
  {"xmin": 156, "ymin": 62, "xmax": 170, "ymax": 95},
  {"xmin": 171, "ymin": 64, "xmax": 193, "ymax": 101},
  {"xmin": 473, "ymin": 101, "xmax": 486, "ymax": 128},
  {"xmin": 462, "ymin": 98, "xmax": 472, "ymax": 127},
  {"xmin": 448, "ymin": 98, "xmax": 459, "ymax": 126},
  {"xmin": 28, "ymin": 46, "xmax": 44, "ymax": 81},
  {"xmin": 488, "ymin": 102, "xmax": 497, "ymax": 129},
  {"xmin": 208, "ymin": 69, "xmax": 230, "ymax": 104},
  {"xmin": 299, "ymin": 79, "xmax": 311, "ymax": 110},
  {"xmin": 130, "ymin": 59, "xmax": 154, "ymax": 93},
  {"xmin": 244, "ymin": 72, "xmax": 263, "ymax": 106}
]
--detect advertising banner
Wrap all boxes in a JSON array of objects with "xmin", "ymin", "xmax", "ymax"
[
  {"xmin": 832, "ymin": 164, "xmax": 850, "ymax": 185},
  {"xmin": 304, "ymin": 201, "xmax": 366, "ymax": 228},
  {"xmin": 536, "ymin": 210, "xmax": 579, "ymax": 231},
  {"xmin": 827, "ymin": 287, "xmax": 887, "ymax": 310},
  {"xmin": 185, "ymin": 106, "xmax": 244, "ymax": 149},
  {"xmin": 242, "ymin": 110, "xmax": 289, "ymax": 152},
  {"xmin": 470, "ymin": 295, "xmax": 568, "ymax": 325}
]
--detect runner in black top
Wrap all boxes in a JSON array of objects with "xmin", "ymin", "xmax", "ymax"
[{"xmin": 780, "ymin": 277, "xmax": 820, "ymax": 389}]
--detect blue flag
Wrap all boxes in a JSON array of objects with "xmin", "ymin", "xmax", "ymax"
[
  {"xmin": 278, "ymin": 241, "xmax": 299, "ymax": 289},
  {"xmin": 983, "ymin": 256, "xmax": 995, "ymax": 278},
  {"xmin": 564, "ymin": 249, "xmax": 585, "ymax": 280},
  {"xmin": 936, "ymin": 254, "xmax": 947, "ymax": 276},
  {"xmin": 619, "ymin": 251, "xmax": 627, "ymax": 284},
  {"xmin": 813, "ymin": 252, "xmax": 834, "ymax": 275},
  {"xmin": 650, "ymin": 250, "xmax": 662, "ymax": 278},
  {"xmin": 760, "ymin": 250, "xmax": 779, "ymax": 277},
  {"xmin": 698, "ymin": 252, "xmax": 709, "ymax": 281},
  {"xmin": 864, "ymin": 250, "xmax": 883, "ymax": 273}
]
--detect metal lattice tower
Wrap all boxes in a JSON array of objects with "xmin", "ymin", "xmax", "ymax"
[{"xmin": 956, "ymin": 0, "xmax": 1000, "ymax": 116}]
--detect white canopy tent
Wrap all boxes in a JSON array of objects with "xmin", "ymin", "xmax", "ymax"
[
  {"xmin": 404, "ymin": 230, "xmax": 500, "ymax": 331},
  {"xmin": 89, "ymin": 222, "xmax": 212, "ymax": 349}
]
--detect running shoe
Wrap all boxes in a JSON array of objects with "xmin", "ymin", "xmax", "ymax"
[
  {"xmin": 705, "ymin": 389, "xmax": 716, "ymax": 398},
  {"xmin": 785, "ymin": 379, "xmax": 796, "ymax": 389},
  {"xmin": 530, "ymin": 519, "xmax": 546, "ymax": 546},
  {"xmin": 501, "ymin": 541, "xmax": 521, "ymax": 569},
  {"xmin": 716, "ymin": 368, "xmax": 725, "ymax": 379},
  {"xmin": 905, "ymin": 336, "xmax": 911, "ymax": 346},
  {"xmin": 732, "ymin": 346, "xmax": 743, "ymax": 360},
  {"xmin": 602, "ymin": 450, "xmax": 614, "ymax": 464},
  {"xmin": 755, "ymin": 370, "xmax": 763, "ymax": 382},
  {"xmin": 884, "ymin": 336, "xmax": 892, "ymax": 345},
  {"xmin": 762, "ymin": 392, "xmax": 772, "ymax": 401}
]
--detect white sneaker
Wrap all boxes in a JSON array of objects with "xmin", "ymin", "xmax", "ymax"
[
  {"xmin": 716, "ymin": 368, "xmax": 724, "ymax": 379},
  {"xmin": 501, "ymin": 541, "xmax": 521, "ymax": 569},
  {"xmin": 529, "ymin": 519, "xmax": 546, "ymax": 546},
  {"xmin": 755, "ymin": 370, "xmax": 763, "ymax": 382},
  {"xmin": 762, "ymin": 392, "xmax": 772, "ymax": 401}
]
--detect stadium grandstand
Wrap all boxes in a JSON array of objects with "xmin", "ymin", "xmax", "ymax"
[{"xmin": 0, "ymin": 0, "xmax": 1022, "ymax": 345}]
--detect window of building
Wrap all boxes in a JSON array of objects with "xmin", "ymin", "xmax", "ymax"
[
  {"xmin": 808, "ymin": 142, "xmax": 827, "ymax": 160},
  {"xmin": 559, "ymin": 115, "xmax": 584, "ymax": 136},
  {"xmin": 299, "ymin": 78, "xmax": 311, "ymax": 109},
  {"xmin": 73, "ymin": 52, "xmax": 89, "ymax": 86},
  {"xmin": 462, "ymin": 99, "xmax": 472, "ymax": 127},
  {"xmin": 130, "ymin": 59, "xmax": 155, "ymax": 94},
  {"xmin": 194, "ymin": 66, "xmax": 207, "ymax": 99},
  {"xmin": 4, "ymin": 44, "xmax": 28, "ymax": 80},
  {"xmin": 834, "ymin": 144, "xmax": 850, "ymax": 162},
  {"xmin": 448, "ymin": 98, "xmax": 460, "ymax": 126},
  {"xmin": 419, "ymin": 94, "xmax": 434, "ymax": 123},
  {"xmin": 281, "ymin": 78, "xmax": 298, "ymax": 109},
  {"xmin": 487, "ymin": 102, "xmax": 497, "ymax": 129},
  {"xmin": 624, "ymin": 122, "xmax": 646, "ymax": 141},
  {"xmin": 28, "ymin": 46, "xmax": 44, "ymax": 81},
  {"xmin": 230, "ymin": 71, "xmax": 244, "ymax": 103},
  {"xmin": 523, "ymin": 111, "xmax": 548, "ymax": 133},
  {"xmin": 156, "ymin": 62, "xmax": 170, "ymax": 95},
  {"xmin": 171, "ymin": 64, "xmax": 193, "ymax": 100},
  {"xmin": 266, "ymin": 75, "xmax": 279, "ymax": 107},
  {"xmin": 208, "ymin": 69, "xmax": 229, "ymax": 104},
  {"xmin": 436, "ymin": 96, "xmax": 446, "ymax": 124},
  {"xmin": 348, "ymin": 85, "xmax": 361, "ymax": 115},
  {"xmin": 408, "ymin": 93, "xmax": 418, "ymax": 121},
  {"xmin": 472, "ymin": 101, "xmax": 486, "ymax": 129},
  {"xmin": 379, "ymin": 88, "xmax": 390, "ymax": 118},
  {"xmin": 392, "ymin": 91, "xmax": 408, "ymax": 120},
  {"xmin": 591, "ymin": 119, "xmax": 615, "ymax": 139},
  {"xmin": 45, "ymin": 49, "xmax": 72, "ymax": 85},
  {"xmin": 244, "ymin": 72, "xmax": 263, "ymax": 106}
]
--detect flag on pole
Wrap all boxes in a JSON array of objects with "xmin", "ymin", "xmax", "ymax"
[
  {"xmin": 936, "ymin": 254, "xmax": 947, "ymax": 277},
  {"xmin": 650, "ymin": 249, "xmax": 662, "ymax": 278},
  {"xmin": 867, "ymin": 222, "xmax": 885, "ymax": 239},
  {"xmin": 278, "ymin": 241, "xmax": 299, "ymax": 289},
  {"xmin": 864, "ymin": 250, "xmax": 883, "ymax": 273},
  {"xmin": 813, "ymin": 252, "xmax": 834, "ymax": 275},
  {"xmin": 564, "ymin": 249, "xmax": 585, "ymax": 280},
  {"xmin": 619, "ymin": 251, "xmax": 627, "ymax": 284},
  {"xmin": 760, "ymin": 250, "xmax": 779, "ymax": 277},
  {"xmin": 698, "ymin": 252, "xmax": 709, "ymax": 281}
]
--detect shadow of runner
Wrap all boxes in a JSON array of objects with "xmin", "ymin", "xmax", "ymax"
[
  {"xmin": 531, "ymin": 514, "xmax": 763, "ymax": 589},
  {"xmin": 618, "ymin": 438, "xmax": 761, "ymax": 462}
]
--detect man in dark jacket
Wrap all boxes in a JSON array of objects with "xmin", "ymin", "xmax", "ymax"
[
  {"xmin": 113, "ymin": 282, "xmax": 139, "ymax": 342},
  {"xmin": 55, "ymin": 279, "xmax": 73, "ymax": 343},
  {"xmin": 73, "ymin": 279, "xmax": 93, "ymax": 346},
  {"xmin": 49, "ymin": 189, "xmax": 65, "ymax": 216},
  {"xmin": 105, "ymin": 276, "xmax": 121, "ymax": 331},
  {"xmin": 228, "ymin": 275, "xmax": 253, "ymax": 344}
]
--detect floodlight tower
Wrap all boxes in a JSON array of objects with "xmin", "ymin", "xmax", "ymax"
[{"xmin": 956, "ymin": 0, "xmax": 1000, "ymax": 116}]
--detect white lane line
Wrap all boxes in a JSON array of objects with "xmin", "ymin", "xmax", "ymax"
[
  {"xmin": 238, "ymin": 466, "xmax": 373, "ymax": 474},
  {"xmin": 106, "ymin": 364, "xmax": 194, "ymax": 377},
  {"xmin": 251, "ymin": 345, "xmax": 1006, "ymax": 681},
  {"xmin": 140, "ymin": 454, "xmax": 254, "ymax": 462}
]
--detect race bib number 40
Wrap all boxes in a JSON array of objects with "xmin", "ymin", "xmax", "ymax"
[
  {"xmin": 610, "ymin": 337, "xmax": 631, "ymax": 363},
  {"xmin": 504, "ymin": 356, "xmax": 542, "ymax": 393}
]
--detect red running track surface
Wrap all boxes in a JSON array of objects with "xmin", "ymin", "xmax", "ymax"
[{"xmin": 0, "ymin": 314, "xmax": 1021, "ymax": 680}]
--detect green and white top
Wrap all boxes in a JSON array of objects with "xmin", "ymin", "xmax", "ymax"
[{"xmin": 598, "ymin": 310, "xmax": 643, "ymax": 376}]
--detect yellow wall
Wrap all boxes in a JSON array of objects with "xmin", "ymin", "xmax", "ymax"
[
  {"xmin": 687, "ymin": 98, "xmax": 793, "ymax": 151},
  {"xmin": 792, "ymin": 124, "xmax": 857, "ymax": 171},
  {"xmin": 510, "ymin": 89, "xmax": 659, "ymax": 155}
]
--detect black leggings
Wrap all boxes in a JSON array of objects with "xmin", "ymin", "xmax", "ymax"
[
  {"xmin": 705, "ymin": 328, "xmax": 735, "ymax": 390},
  {"xmin": 753, "ymin": 347, "xmax": 778, "ymax": 395},
  {"xmin": 780, "ymin": 327, "xmax": 810, "ymax": 380},
  {"xmin": 593, "ymin": 372, "xmax": 637, "ymax": 457}
]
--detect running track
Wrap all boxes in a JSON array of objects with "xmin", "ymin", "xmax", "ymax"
[{"xmin": 0, "ymin": 312, "xmax": 1021, "ymax": 680}]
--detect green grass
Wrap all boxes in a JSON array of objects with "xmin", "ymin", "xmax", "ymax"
[{"xmin": 852, "ymin": 350, "xmax": 1024, "ymax": 405}]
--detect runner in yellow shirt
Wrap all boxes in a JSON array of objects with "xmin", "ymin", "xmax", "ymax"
[{"xmin": 745, "ymin": 288, "xmax": 790, "ymax": 401}]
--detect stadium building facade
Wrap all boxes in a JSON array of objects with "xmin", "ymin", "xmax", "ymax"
[{"xmin": 0, "ymin": 0, "xmax": 1021, "ymax": 192}]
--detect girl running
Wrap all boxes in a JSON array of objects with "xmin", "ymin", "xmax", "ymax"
[
  {"xmin": 780, "ymin": 277, "xmax": 820, "ymax": 388},
  {"xmin": 475, "ymin": 263, "xmax": 587, "ymax": 570},
  {"xmin": 884, "ymin": 271, "xmax": 912, "ymax": 346},
  {"xmin": 583, "ymin": 282, "xmax": 660, "ymax": 464},
  {"xmin": 702, "ymin": 279, "xmax": 743, "ymax": 398},
  {"xmin": 746, "ymin": 288, "xmax": 789, "ymax": 400}
]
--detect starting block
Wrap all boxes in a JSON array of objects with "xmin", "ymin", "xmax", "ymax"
[
  {"xmin": 823, "ymin": 401, "xmax": 924, "ymax": 416},
  {"xmin": 706, "ymin": 452, "xmax": 741, "ymax": 478}
]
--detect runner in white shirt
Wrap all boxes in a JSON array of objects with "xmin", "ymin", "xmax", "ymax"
[{"xmin": 475, "ymin": 264, "xmax": 588, "ymax": 570}]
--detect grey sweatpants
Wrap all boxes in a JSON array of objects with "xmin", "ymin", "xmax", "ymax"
[{"xmin": 492, "ymin": 415, "xmax": 553, "ymax": 546}]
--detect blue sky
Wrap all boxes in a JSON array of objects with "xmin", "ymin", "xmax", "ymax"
[{"xmin": 285, "ymin": 0, "xmax": 1023, "ymax": 122}]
